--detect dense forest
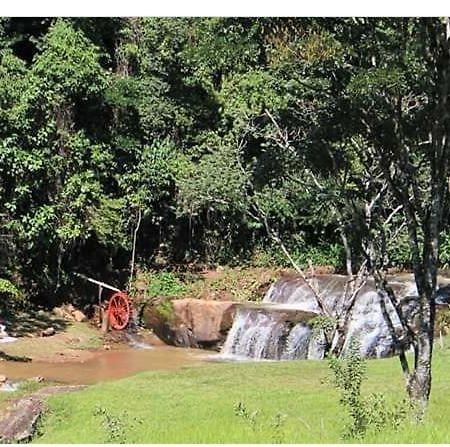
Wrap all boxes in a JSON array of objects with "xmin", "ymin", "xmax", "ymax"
[{"xmin": 1, "ymin": 17, "xmax": 450, "ymax": 308}]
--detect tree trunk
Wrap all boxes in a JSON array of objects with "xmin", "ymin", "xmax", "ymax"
[
  {"xmin": 408, "ymin": 336, "xmax": 433, "ymax": 415},
  {"xmin": 407, "ymin": 291, "xmax": 434, "ymax": 415}
]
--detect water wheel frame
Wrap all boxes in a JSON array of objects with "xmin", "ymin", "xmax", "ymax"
[{"xmin": 108, "ymin": 291, "xmax": 130, "ymax": 330}]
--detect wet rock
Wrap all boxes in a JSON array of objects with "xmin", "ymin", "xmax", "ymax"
[
  {"xmin": 143, "ymin": 298, "xmax": 238, "ymax": 349},
  {"xmin": 41, "ymin": 327, "xmax": 55, "ymax": 337}
]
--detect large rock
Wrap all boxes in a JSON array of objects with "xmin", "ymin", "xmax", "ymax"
[
  {"xmin": 72, "ymin": 310, "xmax": 87, "ymax": 322},
  {"xmin": 0, "ymin": 385, "xmax": 86, "ymax": 442},
  {"xmin": 52, "ymin": 304, "xmax": 87, "ymax": 322},
  {"xmin": 143, "ymin": 298, "xmax": 237, "ymax": 349}
]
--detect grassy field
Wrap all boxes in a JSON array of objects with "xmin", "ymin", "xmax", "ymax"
[{"xmin": 33, "ymin": 339, "xmax": 450, "ymax": 444}]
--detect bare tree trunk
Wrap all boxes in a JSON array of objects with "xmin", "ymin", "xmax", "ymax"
[
  {"xmin": 129, "ymin": 208, "xmax": 142, "ymax": 286},
  {"xmin": 407, "ymin": 322, "xmax": 433, "ymax": 415}
]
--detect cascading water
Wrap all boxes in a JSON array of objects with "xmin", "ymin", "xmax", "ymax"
[
  {"xmin": 220, "ymin": 274, "xmax": 442, "ymax": 361},
  {"xmin": 221, "ymin": 308, "xmax": 295, "ymax": 360},
  {"xmin": 124, "ymin": 310, "xmax": 154, "ymax": 350},
  {"xmin": 0, "ymin": 324, "xmax": 16, "ymax": 344}
]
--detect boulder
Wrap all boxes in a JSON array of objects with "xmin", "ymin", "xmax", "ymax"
[
  {"xmin": 41, "ymin": 327, "xmax": 55, "ymax": 337},
  {"xmin": 53, "ymin": 304, "xmax": 87, "ymax": 322},
  {"xmin": 72, "ymin": 310, "xmax": 87, "ymax": 322},
  {"xmin": 53, "ymin": 305, "xmax": 74, "ymax": 320},
  {"xmin": 143, "ymin": 298, "xmax": 238, "ymax": 349},
  {"xmin": 0, "ymin": 375, "xmax": 7, "ymax": 383}
]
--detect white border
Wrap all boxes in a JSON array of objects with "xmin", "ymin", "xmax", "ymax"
[{"xmin": 1, "ymin": 0, "xmax": 450, "ymax": 18}]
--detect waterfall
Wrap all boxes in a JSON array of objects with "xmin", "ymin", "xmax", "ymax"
[
  {"xmin": 221, "ymin": 274, "xmax": 425, "ymax": 361},
  {"xmin": 0, "ymin": 324, "xmax": 17, "ymax": 344}
]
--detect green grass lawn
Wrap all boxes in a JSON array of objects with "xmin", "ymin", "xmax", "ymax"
[{"xmin": 34, "ymin": 342, "xmax": 450, "ymax": 444}]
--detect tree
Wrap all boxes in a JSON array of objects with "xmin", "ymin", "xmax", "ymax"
[{"xmin": 331, "ymin": 17, "xmax": 450, "ymax": 413}]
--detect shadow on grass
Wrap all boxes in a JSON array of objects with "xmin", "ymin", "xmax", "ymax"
[{"xmin": 4, "ymin": 311, "xmax": 68, "ymax": 337}]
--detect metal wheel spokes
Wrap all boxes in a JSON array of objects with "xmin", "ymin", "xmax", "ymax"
[{"xmin": 108, "ymin": 292, "xmax": 130, "ymax": 330}]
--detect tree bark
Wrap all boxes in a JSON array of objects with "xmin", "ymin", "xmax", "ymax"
[{"xmin": 407, "ymin": 318, "xmax": 434, "ymax": 416}]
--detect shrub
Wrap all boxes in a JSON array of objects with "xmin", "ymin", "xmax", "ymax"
[
  {"xmin": 328, "ymin": 339, "xmax": 409, "ymax": 439},
  {"xmin": 145, "ymin": 271, "xmax": 187, "ymax": 298},
  {"xmin": 0, "ymin": 278, "xmax": 25, "ymax": 313}
]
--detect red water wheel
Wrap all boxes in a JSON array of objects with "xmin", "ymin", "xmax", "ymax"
[{"xmin": 108, "ymin": 291, "xmax": 130, "ymax": 330}]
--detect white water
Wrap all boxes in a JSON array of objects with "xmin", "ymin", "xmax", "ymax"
[
  {"xmin": 221, "ymin": 274, "xmax": 429, "ymax": 361},
  {"xmin": 124, "ymin": 332, "xmax": 154, "ymax": 350},
  {"xmin": 0, "ymin": 324, "xmax": 17, "ymax": 344}
]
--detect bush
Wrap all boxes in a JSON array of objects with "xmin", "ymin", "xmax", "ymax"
[
  {"xmin": 144, "ymin": 271, "xmax": 187, "ymax": 298},
  {"xmin": 328, "ymin": 339, "xmax": 409, "ymax": 439},
  {"xmin": 0, "ymin": 278, "xmax": 25, "ymax": 313}
]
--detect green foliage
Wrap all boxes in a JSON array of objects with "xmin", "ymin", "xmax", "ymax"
[
  {"xmin": 177, "ymin": 141, "xmax": 248, "ymax": 215},
  {"xmin": 89, "ymin": 197, "xmax": 128, "ymax": 248},
  {"xmin": 435, "ymin": 307, "xmax": 450, "ymax": 335},
  {"xmin": 145, "ymin": 271, "xmax": 187, "ymax": 298},
  {"xmin": 32, "ymin": 19, "xmax": 107, "ymax": 98},
  {"xmin": 310, "ymin": 315, "xmax": 336, "ymax": 343},
  {"xmin": 119, "ymin": 138, "xmax": 182, "ymax": 211},
  {"xmin": 3, "ymin": 16, "xmax": 450, "ymax": 308},
  {"xmin": 0, "ymin": 278, "xmax": 21, "ymax": 299},
  {"xmin": 0, "ymin": 278, "xmax": 25, "ymax": 312},
  {"xmin": 328, "ymin": 340, "xmax": 367, "ymax": 438},
  {"xmin": 328, "ymin": 340, "xmax": 409, "ymax": 439},
  {"xmin": 386, "ymin": 230, "xmax": 412, "ymax": 268}
]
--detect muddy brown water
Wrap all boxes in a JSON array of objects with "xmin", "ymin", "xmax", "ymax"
[{"xmin": 1, "ymin": 345, "xmax": 206, "ymax": 385}]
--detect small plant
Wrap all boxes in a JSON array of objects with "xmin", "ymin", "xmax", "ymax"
[
  {"xmin": 270, "ymin": 412, "xmax": 287, "ymax": 444},
  {"xmin": 328, "ymin": 339, "xmax": 409, "ymax": 439},
  {"xmin": 233, "ymin": 401, "xmax": 287, "ymax": 443},
  {"xmin": 234, "ymin": 401, "xmax": 260, "ymax": 433},
  {"xmin": 93, "ymin": 406, "xmax": 143, "ymax": 444},
  {"xmin": 328, "ymin": 339, "xmax": 367, "ymax": 439}
]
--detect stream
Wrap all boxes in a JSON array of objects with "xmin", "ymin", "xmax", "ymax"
[{"xmin": 1, "ymin": 344, "xmax": 205, "ymax": 385}]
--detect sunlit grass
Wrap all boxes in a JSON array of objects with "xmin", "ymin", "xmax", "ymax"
[{"xmin": 34, "ymin": 339, "xmax": 450, "ymax": 443}]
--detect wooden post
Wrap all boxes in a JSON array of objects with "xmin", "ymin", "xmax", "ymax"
[
  {"xmin": 101, "ymin": 306, "xmax": 110, "ymax": 333},
  {"xmin": 98, "ymin": 285, "xmax": 109, "ymax": 333}
]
